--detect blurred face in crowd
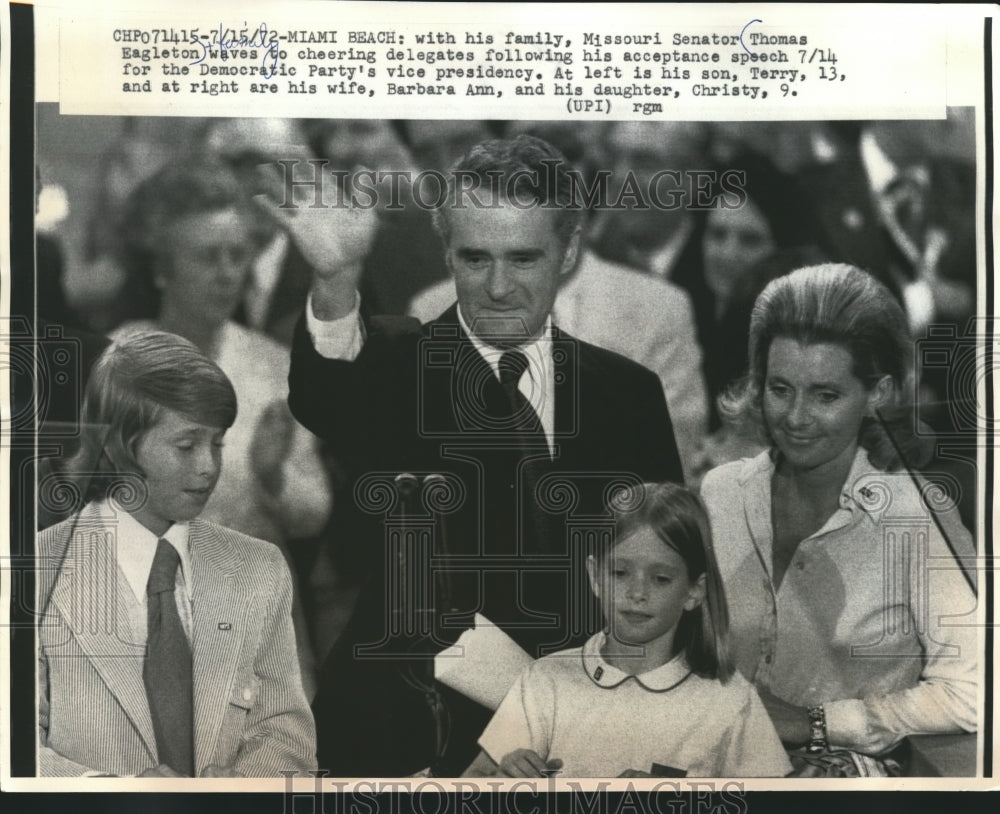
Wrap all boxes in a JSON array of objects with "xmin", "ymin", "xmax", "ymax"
[
  {"xmin": 157, "ymin": 208, "xmax": 254, "ymax": 329},
  {"xmin": 407, "ymin": 120, "xmax": 491, "ymax": 171},
  {"xmin": 320, "ymin": 119, "xmax": 406, "ymax": 170},
  {"xmin": 703, "ymin": 196, "xmax": 775, "ymax": 307},
  {"xmin": 763, "ymin": 338, "xmax": 888, "ymax": 476},
  {"xmin": 445, "ymin": 200, "xmax": 578, "ymax": 347},
  {"xmin": 606, "ymin": 122, "xmax": 707, "ymax": 248},
  {"xmin": 609, "ymin": 124, "xmax": 670, "ymax": 189}
]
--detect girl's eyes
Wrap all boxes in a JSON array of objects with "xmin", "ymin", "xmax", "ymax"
[{"xmin": 609, "ymin": 569, "xmax": 672, "ymax": 585}]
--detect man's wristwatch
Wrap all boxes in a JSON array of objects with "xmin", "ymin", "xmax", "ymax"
[{"xmin": 806, "ymin": 704, "xmax": 828, "ymax": 754}]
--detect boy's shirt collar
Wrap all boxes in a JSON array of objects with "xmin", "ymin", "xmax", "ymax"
[
  {"xmin": 581, "ymin": 631, "xmax": 693, "ymax": 693},
  {"xmin": 96, "ymin": 499, "xmax": 193, "ymax": 604}
]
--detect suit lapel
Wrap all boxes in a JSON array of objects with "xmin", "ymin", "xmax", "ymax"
[
  {"xmin": 436, "ymin": 308, "xmax": 581, "ymax": 443},
  {"xmin": 187, "ymin": 520, "xmax": 254, "ymax": 772},
  {"xmin": 430, "ymin": 306, "xmax": 506, "ymax": 434},
  {"xmin": 47, "ymin": 513, "xmax": 158, "ymax": 761},
  {"xmin": 551, "ymin": 325, "xmax": 579, "ymax": 449}
]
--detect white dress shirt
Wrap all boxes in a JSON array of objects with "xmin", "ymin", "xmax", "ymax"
[
  {"xmin": 701, "ymin": 449, "xmax": 978, "ymax": 754},
  {"xmin": 98, "ymin": 499, "xmax": 194, "ymax": 643},
  {"xmin": 244, "ymin": 231, "xmax": 290, "ymax": 329},
  {"xmin": 859, "ymin": 129, "xmax": 898, "ymax": 202},
  {"xmin": 859, "ymin": 128, "xmax": 936, "ymax": 332},
  {"xmin": 307, "ymin": 290, "xmax": 556, "ymax": 456},
  {"xmin": 405, "ymin": 251, "xmax": 709, "ymax": 480}
]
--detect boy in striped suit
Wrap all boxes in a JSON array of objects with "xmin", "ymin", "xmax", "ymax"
[{"xmin": 38, "ymin": 331, "xmax": 317, "ymax": 777}]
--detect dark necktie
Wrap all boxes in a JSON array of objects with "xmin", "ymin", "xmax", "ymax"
[
  {"xmin": 497, "ymin": 350, "xmax": 553, "ymax": 554},
  {"xmin": 144, "ymin": 538, "xmax": 194, "ymax": 776},
  {"xmin": 498, "ymin": 350, "xmax": 545, "ymax": 438}
]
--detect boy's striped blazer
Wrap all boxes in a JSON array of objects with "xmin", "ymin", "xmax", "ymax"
[{"xmin": 37, "ymin": 505, "xmax": 317, "ymax": 777}]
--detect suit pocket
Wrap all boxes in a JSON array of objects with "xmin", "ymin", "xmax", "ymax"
[
  {"xmin": 229, "ymin": 675, "xmax": 262, "ymax": 712},
  {"xmin": 215, "ymin": 675, "xmax": 263, "ymax": 765}
]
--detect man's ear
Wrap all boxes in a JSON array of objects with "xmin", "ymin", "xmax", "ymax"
[
  {"xmin": 560, "ymin": 227, "xmax": 582, "ymax": 277},
  {"xmin": 585, "ymin": 554, "xmax": 601, "ymax": 599},
  {"xmin": 867, "ymin": 374, "xmax": 895, "ymax": 414},
  {"xmin": 684, "ymin": 573, "xmax": 707, "ymax": 612}
]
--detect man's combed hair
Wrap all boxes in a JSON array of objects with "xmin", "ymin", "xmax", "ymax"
[
  {"xmin": 603, "ymin": 482, "xmax": 733, "ymax": 682},
  {"xmin": 66, "ymin": 330, "xmax": 238, "ymax": 504},
  {"xmin": 719, "ymin": 263, "xmax": 933, "ymax": 470},
  {"xmin": 431, "ymin": 134, "xmax": 584, "ymax": 246}
]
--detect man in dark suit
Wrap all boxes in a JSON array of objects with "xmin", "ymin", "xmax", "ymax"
[
  {"xmin": 799, "ymin": 120, "xmax": 976, "ymax": 332},
  {"xmin": 277, "ymin": 135, "xmax": 683, "ymax": 776}
]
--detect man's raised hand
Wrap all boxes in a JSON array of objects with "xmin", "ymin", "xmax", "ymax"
[{"xmin": 253, "ymin": 162, "xmax": 379, "ymax": 320}]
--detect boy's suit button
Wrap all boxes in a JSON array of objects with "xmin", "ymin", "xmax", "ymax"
[{"xmin": 230, "ymin": 678, "xmax": 260, "ymax": 710}]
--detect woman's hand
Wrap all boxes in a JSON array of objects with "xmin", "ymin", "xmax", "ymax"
[
  {"xmin": 250, "ymin": 400, "xmax": 296, "ymax": 497},
  {"xmin": 498, "ymin": 749, "xmax": 563, "ymax": 778},
  {"xmin": 757, "ymin": 686, "xmax": 812, "ymax": 746}
]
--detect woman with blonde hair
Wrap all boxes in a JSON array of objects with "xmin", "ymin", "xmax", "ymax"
[{"xmin": 701, "ymin": 263, "xmax": 977, "ymax": 776}]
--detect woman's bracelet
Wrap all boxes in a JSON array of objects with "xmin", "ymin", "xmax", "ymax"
[{"xmin": 806, "ymin": 704, "xmax": 828, "ymax": 753}]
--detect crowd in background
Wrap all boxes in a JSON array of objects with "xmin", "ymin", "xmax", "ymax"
[{"xmin": 35, "ymin": 111, "xmax": 979, "ymax": 694}]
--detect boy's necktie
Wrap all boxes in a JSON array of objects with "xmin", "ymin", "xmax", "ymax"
[{"xmin": 144, "ymin": 538, "xmax": 194, "ymax": 776}]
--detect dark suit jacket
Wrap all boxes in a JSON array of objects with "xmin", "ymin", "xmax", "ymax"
[
  {"xmin": 288, "ymin": 304, "xmax": 682, "ymax": 775},
  {"xmin": 799, "ymin": 154, "xmax": 976, "ymax": 312}
]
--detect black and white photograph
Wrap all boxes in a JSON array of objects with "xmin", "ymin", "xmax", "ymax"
[{"xmin": 2, "ymin": 0, "xmax": 996, "ymax": 805}]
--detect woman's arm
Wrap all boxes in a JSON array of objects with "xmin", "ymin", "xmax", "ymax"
[
  {"xmin": 250, "ymin": 400, "xmax": 332, "ymax": 540},
  {"xmin": 755, "ymin": 686, "xmax": 811, "ymax": 745},
  {"xmin": 824, "ymin": 506, "xmax": 978, "ymax": 754}
]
